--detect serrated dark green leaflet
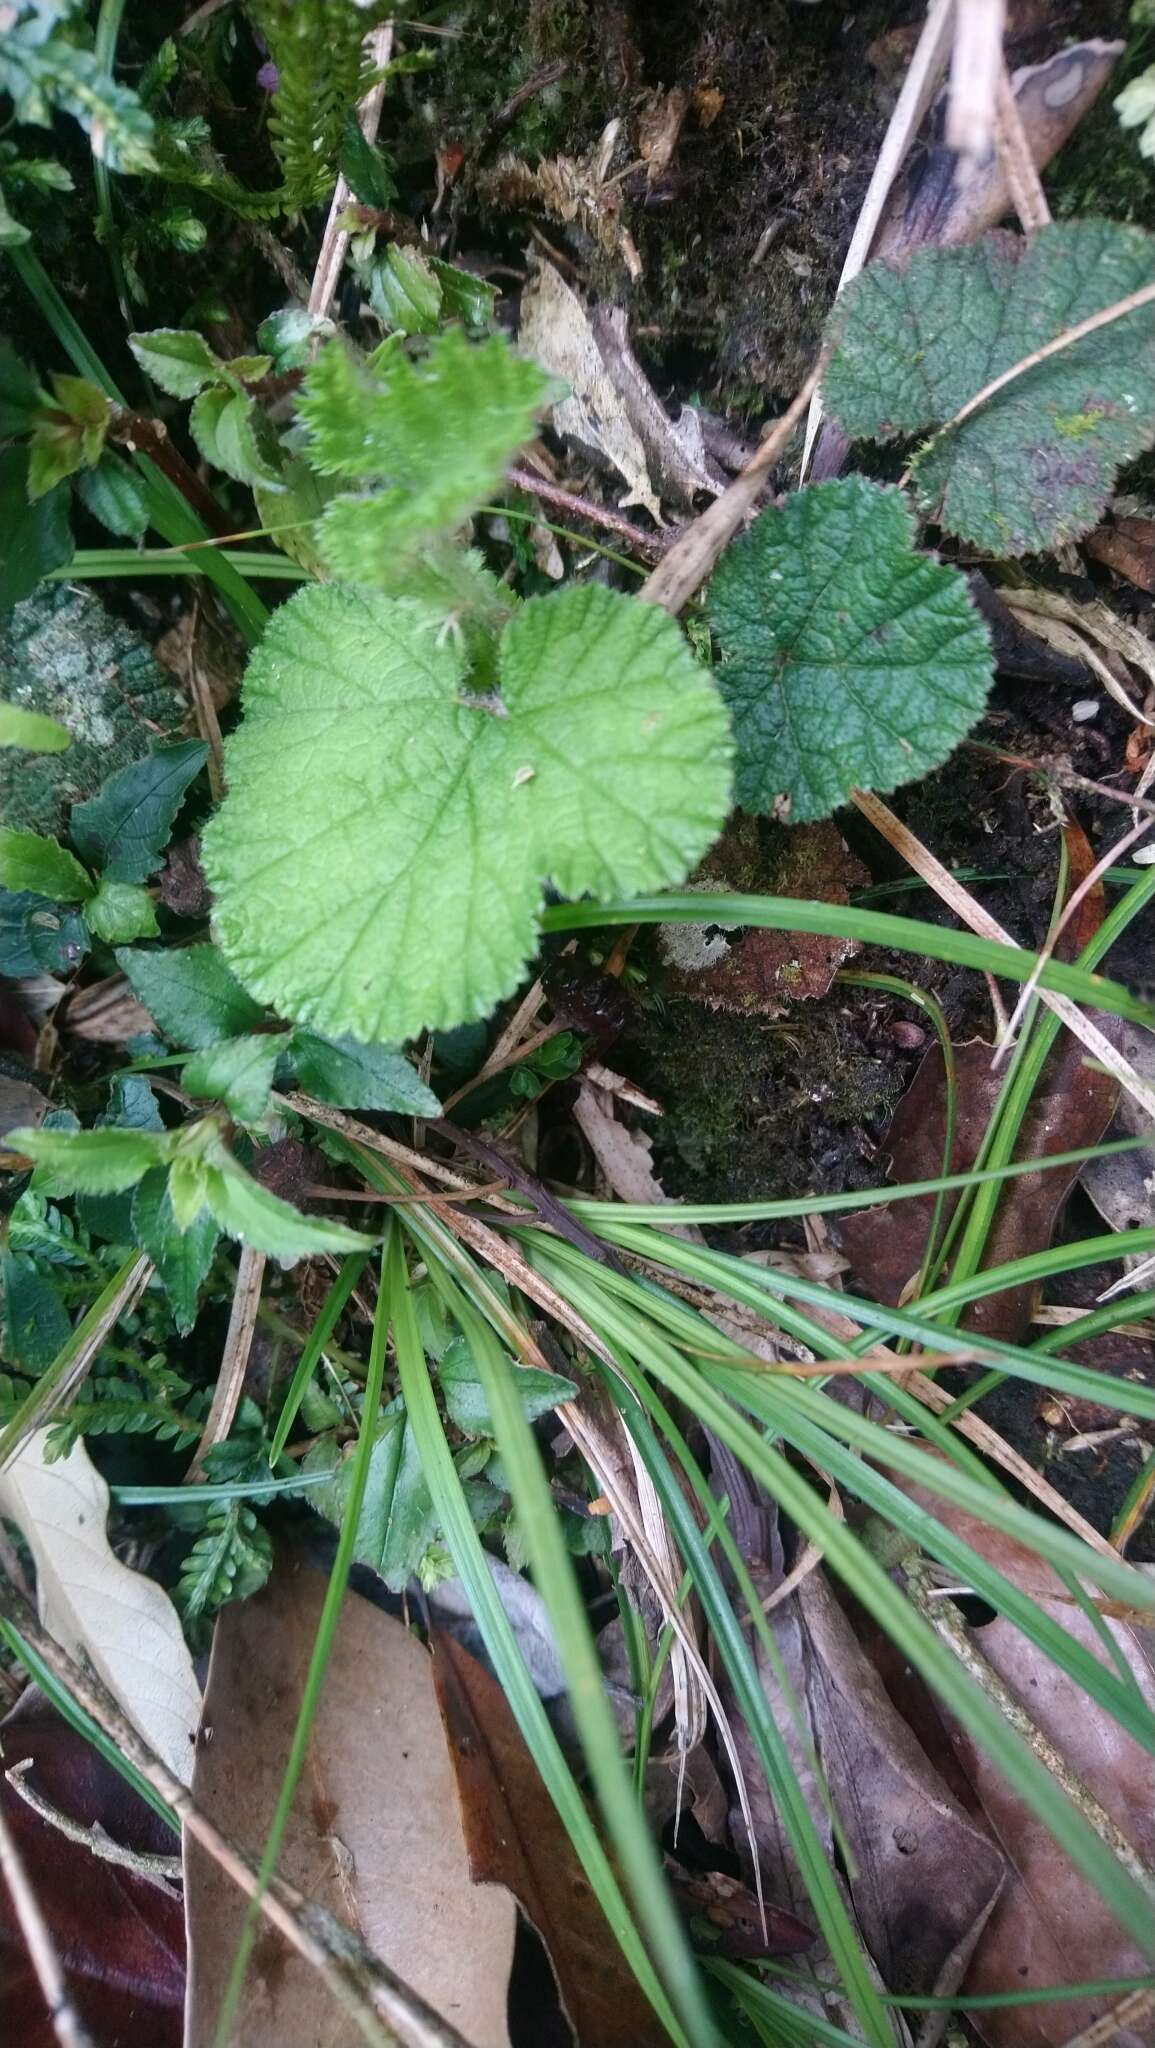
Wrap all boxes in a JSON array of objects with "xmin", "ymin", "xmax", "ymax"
[
  {"xmin": 0, "ymin": 1251, "xmax": 72, "ymax": 1370},
  {"xmin": 823, "ymin": 220, "xmax": 1155, "ymax": 554},
  {"xmin": 289, "ymin": 1029, "xmax": 440, "ymax": 1115},
  {"xmin": 116, "ymin": 941, "xmax": 266, "ymax": 1050},
  {"xmin": 438, "ymin": 1336, "xmax": 576, "ymax": 1437},
  {"xmin": 71, "ymin": 740, "xmax": 208, "ymax": 881},
  {"xmin": 132, "ymin": 1170, "xmax": 218, "ymax": 1336},
  {"xmin": 706, "ymin": 478, "xmax": 993, "ymax": 822}
]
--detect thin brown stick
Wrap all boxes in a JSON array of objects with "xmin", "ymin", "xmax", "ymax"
[
  {"xmin": 994, "ymin": 62, "xmax": 1052, "ymax": 231},
  {"xmin": 640, "ymin": 363, "xmax": 824, "ymax": 614},
  {"xmin": 441, "ymin": 1020, "xmax": 563, "ymax": 1111},
  {"xmin": 302, "ymin": 1180, "xmax": 509, "ymax": 1206},
  {"xmin": 946, "ymin": 0, "xmax": 1005, "ymax": 159},
  {"xmin": 898, "ymin": 277, "xmax": 1155, "ymax": 488},
  {"xmin": 505, "ymin": 463, "xmax": 666, "ymax": 557},
  {"xmin": 309, "ymin": 23, "xmax": 395, "ymax": 320},
  {"xmin": 0, "ymin": 1792, "xmax": 96, "ymax": 2048},
  {"xmin": 1058, "ymin": 1986, "xmax": 1155, "ymax": 2048},
  {"xmin": 184, "ymin": 1245, "xmax": 266, "ymax": 1484},
  {"xmin": 5, "ymin": 1761, "xmax": 182, "ymax": 1885},
  {"xmin": 0, "ymin": 1579, "xmax": 471, "ymax": 2048}
]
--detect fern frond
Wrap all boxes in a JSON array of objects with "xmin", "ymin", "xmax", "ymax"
[
  {"xmin": 176, "ymin": 1501, "xmax": 273, "ymax": 1623},
  {"xmin": 245, "ymin": 0, "xmax": 375, "ymax": 210}
]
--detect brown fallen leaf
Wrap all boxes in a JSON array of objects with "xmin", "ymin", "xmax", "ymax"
[
  {"xmin": 0, "ymin": 1684, "xmax": 185, "ymax": 2048},
  {"xmin": 714, "ymin": 1451, "xmax": 1001, "ymax": 2032},
  {"xmin": 185, "ymin": 1562, "xmax": 515, "ymax": 2048},
  {"xmin": 1087, "ymin": 517, "xmax": 1155, "ymax": 597},
  {"xmin": 659, "ymin": 817, "xmax": 869, "ymax": 1018},
  {"xmin": 430, "ymin": 1625, "xmax": 665, "ymax": 2048},
  {"xmin": 897, "ymin": 1498, "xmax": 1155, "ymax": 2048}
]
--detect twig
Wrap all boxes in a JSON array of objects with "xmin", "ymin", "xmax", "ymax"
[
  {"xmin": 308, "ymin": 23, "xmax": 395, "ymax": 320},
  {"xmin": 0, "ymin": 1792, "xmax": 96, "ymax": 2048},
  {"xmin": 505, "ymin": 465, "xmax": 666, "ymax": 557},
  {"xmin": 994, "ymin": 813, "xmax": 1153, "ymax": 1062},
  {"xmin": 993, "ymin": 62, "xmax": 1051, "ymax": 231},
  {"xmin": 639, "ymin": 364, "xmax": 824, "ymax": 614},
  {"xmin": 480, "ymin": 974, "xmax": 546, "ymax": 1075},
  {"xmin": 851, "ymin": 787, "xmax": 1155, "ymax": 1126},
  {"xmin": 0, "ymin": 1579, "xmax": 473, "ymax": 2048},
  {"xmin": 441, "ymin": 1019, "xmax": 563, "ymax": 1111},
  {"xmin": 899, "ymin": 277, "xmax": 1155, "ymax": 488},
  {"xmin": 800, "ymin": 0, "xmax": 955, "ymax": 477},
  {"xmin": 108, "ymin": 413, "xmax": 229, "ymax": 535},
  {"xmin": 4, "ymin": 1761, "xmax": 182, "ymax": 1886},
  {"xmin": 184, "ymin": 1245, "xmax": 266, "ymax": 1484},
  {"xmin": 302, "ymin": 1180, "xmax": 509, "ymax": 1206},
  {"xmin": 946, "ymin": 0, "xmax": 1005, "ymax": 159}
]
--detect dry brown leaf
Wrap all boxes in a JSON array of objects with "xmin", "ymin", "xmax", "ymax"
[
  {"xmin": 0, "ymin": 1432, "xmax": 200, "ymax": 1785},
  {"xmin": 1087, "ymin": 517, "xmax": 1155, "ymax": 597},
  {"xmin": 898, "ymin": 1500, "xmax": 1155, "ymax": 2048},
  {"xmin": 519, "ymin": 258, "xmax": 663, "ymax": 520},
  {"xmin": 1081, "ymin": 1022, "xmax": 1155, "ymax": 1240},
  {"xmin": 430, "ymin": 1627, "xmax": 664, "ymax": 2048},
  {"xmin": 184, "ymin": 1563, "xmax": 515, "ymax": 2048},
  {"xmin": 659, "ymin": 818, "xmax": 869, "ymax": 1017}
]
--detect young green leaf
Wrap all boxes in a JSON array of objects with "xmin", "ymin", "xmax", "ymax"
[
  {"xmin": 84, "ymin": 877, "xmax": 159, "ymax": 944},
  {"xmin": 297, "ymin": 329, "xmax": 554, "ymax": 585},
  {"xmin": 7, "ymin": 1124, "xmax": 172, "ymax": 1196},
  {"xmin": 252, "ymin": 456, "xmax": 333, "ymax": 577},
  {"xmin": 0, "ymin": 341, "xmax": 41, "ymax": 435},
  {"xmin": 706, "ymin": 479, "xmax": 993, "ymax": 822},
  {"xmin": 71, "ymin": 739, "xmax": 208, "ymax": 882},
  {"xmin": 201, "ymin": 1157, "xmax": 375, "ymax": 1258},
  {"xmin": 182, "ymin": 1031, "xmax": 292, "ymax": 1123},
  {"xmin": 75, "ymin": 452, "xmax": 150, "ymax": 539},
  {"xmin": 0, "ymin": 703, "xmax": 70, "ymax": 752},
  {"xmin": 367, "ymin": 244, "xmax": 442, "ymax": 335},
  {"xmin": 116, "ymin": 941, "xmax": 267, "ymax": 1049},
  {"xmin": 189, "ymin": 385, "xmax": 283, "ymax": 491},
  {"xmin": 822, "ymin": 221, "xmax": 1155, "ymax": 554},
  {"xmin": 339, "ymin": 111, "xmax": 398, "ymax": 209},
  {"xmin": 0, "ymin": 829, "xmax": 93, "ymax": 903},
  {"xmin": 26, "ymin": 374, "xmax": 111, "ymax": 499},
  {"xmin": 289, "ymin": 1029, "xmax": 441, "ymax": 1115},
  {"xmin": 131, "ymin": 1170, "xmax": 218, "ymax": 1335},
  {"xmin": 128, "ymin": 328, "xmax": 224, "ymax": 399},
  {"xmin": 257, "ymin": 307, "xmax": 334, "ymax": 373},
  {"xmin": 305, "ymin": 1405, "xmax": 437, "ymax": 1590},
  {"xmin": 203, "ymin": 581, "xmax": 732, "ymax": 1041}
]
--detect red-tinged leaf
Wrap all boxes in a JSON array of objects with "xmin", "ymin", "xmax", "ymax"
[
  {"xmin": 666, "ymin": 1865, "xmax": 815, "ymax": 1961},
  {"xmin": 430, "ymin": 1625, "xmax": 667, "ymax": 2048},
  {"xmin": 0, "ymin": 1686, "xmax": 185, "ymax": 2048}
]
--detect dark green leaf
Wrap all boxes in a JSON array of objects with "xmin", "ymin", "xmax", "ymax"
[
  {"xmin": 0, "ymin": 342, "xmax": 42, "ymax": 436},
  {"xmin": 368, "ymin": 244, "xmax": 442, "ymax": 336},
  {"xmin": 0, "ymin": 447, "xmax": 72, "ymax": 612},
  {"xmin": 430, "ymin": 259, "xmax": 498, "ymax": 332},
  {"xmin": 99, "ymin": 1074, "xmax": 164, "ymax": 1133},
  {"xmin": 706, "ymin": 478, "xmax": 993, "ymax": 822},
  {"xmin": 256, "ymin": 307, "xmax": 334, "ymax": 373},
  {"xmin": 289, "ymin": 1029, "xmax": 440, "ymax": 1115},
  {"xmin": 115, "ymin": 941, "xmax": 266, "ymax": 1049},
  {"xmin": 0, "ymin": 891, "xmax": 89, "ymax": 976},
  {"xmin": 128, "ymin": 328, "xmax": 223, "ymax": 400},
  {"xmin": 823, "ymin": 221, "xmax": 1155, "ymax": 554},
  {"xmin": 75, "ymin": 453, "xmax": 150, "ymax": 540},
  {"xmin": 71, "ymin": 739, "xmax": 208, "ymax": 882},
  {"xmin": 0, "ymin": 1251, "xmax": 71, "ymax": 1371},
  {"xmin": 339, "ymin": 111, "xmax": 397, "ymax": 208},
  {"xmin": 132, "ymin": 1170, "xmax": 218, "ymax": 1335}
]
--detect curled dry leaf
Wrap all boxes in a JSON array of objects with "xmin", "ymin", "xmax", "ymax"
[
  {"xmin": 898, "ymin": 1493, "xmax": 1155, "ymax": 2048},
  {"xmin": 519, "ymin": 258, "xmax": 663, "ymax": 522},
  {"xmin": 0, "ymin": 1431, "xmax": 200, "ymax": 1784},
  {"xmin": 430, "ymin": 1627, "xmax": 666, "ymax": 2048},
  {"xmin": 1080, "ymin": 1022, "xmax": 1155, "ymax": 1239},
  {"xmin": 184, "ymin": 1560, "xmax": 515, "ymax": 2048}
]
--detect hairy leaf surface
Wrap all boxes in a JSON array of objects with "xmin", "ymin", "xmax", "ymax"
[
  {"xmin": 707, "ymin": 479, "xmax": 993, "ymax": 822},
  {"xmin": 822, "ymin": 221, "xmax": 1155, "ymax": 553},
  {"xmin": 204, "ymin": 582, "xmax": 732, "ymax": 1041}
]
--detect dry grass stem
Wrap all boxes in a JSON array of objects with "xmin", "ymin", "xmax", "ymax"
[
  {"xmin": 947, "ymin": 0, "xmax": 1005, "ymax": 159},
  {"xmin": 308, "ymin": 23, "xmax": 395, "ymax": 320},
  {"xmin": 993, "ymin": 61, "xmax": 1052, "ymax": 230}
]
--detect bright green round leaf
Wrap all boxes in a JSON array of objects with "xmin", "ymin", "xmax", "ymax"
[
  {"xmin": 706, "ymin": 478, "xmax": 993, "ymax": 823},
  {"xmin": 0, "ymin": 703, "xmax": 71, "ymax": 753},
  {"xmin": 203, "ymin": 581, "xmax": 732, "ymax": 1042}
]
